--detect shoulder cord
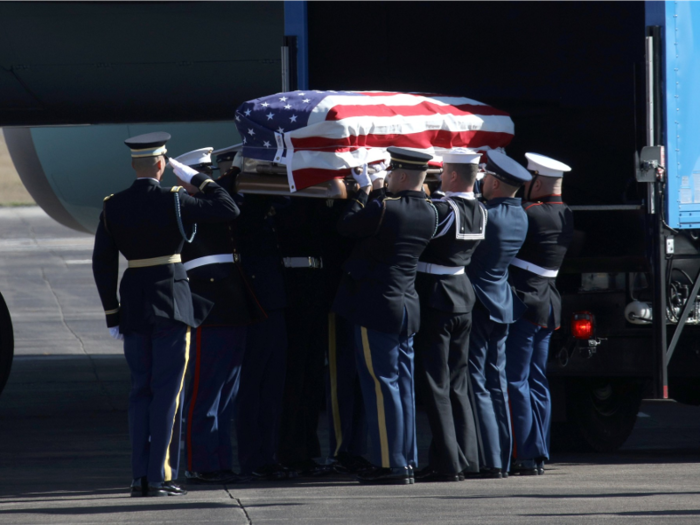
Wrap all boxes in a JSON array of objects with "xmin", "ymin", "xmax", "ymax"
[{"xmin": 174, "ymin": 191, "xmax": 197, "ymax": 243}]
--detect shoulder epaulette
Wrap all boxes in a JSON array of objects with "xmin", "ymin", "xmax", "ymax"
[
  {"xmin": 170, "ymin": 186, "xmax": 183, "ymax": 193},
  {"xmin": 384, "ymin": 196, "xmax": 401, "ymax": 201},
  {"xmin": 103, "ymin": 194, "xmax": 114, "ymax": 202}
]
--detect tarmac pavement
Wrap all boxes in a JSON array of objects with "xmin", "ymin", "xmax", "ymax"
[{"xmin": 2, "ymin": 207, "xmax": 700, "ymax": 524}]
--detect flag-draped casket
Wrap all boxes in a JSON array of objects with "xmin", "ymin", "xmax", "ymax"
[{"xmin": 235, "ymin": 90, "xmax": 514, "ymax": 192}]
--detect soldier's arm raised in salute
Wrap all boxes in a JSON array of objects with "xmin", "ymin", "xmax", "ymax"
[{"xmin": 169, "ymin": 157, "xmax": 239, "ymax": 223}]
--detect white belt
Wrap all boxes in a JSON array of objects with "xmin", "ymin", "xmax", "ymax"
[
  {"xmin": 183, "ymin": 253, "xmax": 238, "ymax": 271},
  {"xmin": 417, "ymin": 262, "xmax": 465, "ymax": 275},
  {"xmin": 510, "ymin": 257, "xmax": 559, "ymax": 278},
  {"xmin": 283, "ymin": 256, "xmax": 323, "ymax": 269}
]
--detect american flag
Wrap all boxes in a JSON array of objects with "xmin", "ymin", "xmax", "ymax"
[{"xmin": 235, "ymin": 90, "xmax": 514, "ymax": 192}]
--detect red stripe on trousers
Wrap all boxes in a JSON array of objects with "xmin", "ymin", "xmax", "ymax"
[{"xmin": 186, "ymin": 327, "xmax": 203, "ymax": 471}]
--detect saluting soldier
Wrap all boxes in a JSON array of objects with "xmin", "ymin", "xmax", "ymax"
[
  {"xmin": 171, "ymin": 147, "xmax": 265, "ymax": 485},
  {"xmin": 413, "ymin": 148, "xmax": 486, "ymax": 482},
  {"xmin": 466, "ymin": 150, "xmax": 530, "ymax": 479},
  {"xmin": 92, "ymin": 133, "xmax": 239, "ymax": 497},
  {"xmin": 332, "ymin": 147, "xmax": 438, "ymax": 485},
  {"xmin": 506, "ymin": 153, "xmax": 574, "ymax": 476}
]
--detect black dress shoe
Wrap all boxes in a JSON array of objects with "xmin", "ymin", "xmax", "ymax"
[
  {"xmin": 286, "ymin": 459, "xmax": 333, "ymax": 477},
  {"xmin": 185, "ymin": 470, "xmax": 246, "ymax": 484},
  {"xmin": 536, "ymin": 459, "xmax": 545, "ymax": 475},
  {"xmin": 147, "ymin": 481, "xmax": 187, "ymax": 497},
  {"xmin": 356, "ymin": 466, "xmax": 411, "ymax": 485},
  {"xmin": 415, "ymin": 466, "xmax": 461, "ymax": 482},
  {"xmin": 407, "ymin": 465, "xmax": 415, "ymax": 484},
  {"xmin": 510, "ymin": 459, "xmax": 539, "ymax": 476},
  {"xmin": 252, "ymin": 463, "xmax": 298, "ymax": 481},
  {"xmin": 463, "ymin": 467, "xmax": 503, "ymax": 479},
  {"xmin": 130, "ymin": 477, "xmax": 148, "ymax": 497},
  {"xmin": 331, "ymin": 453, "xmax": 374, "ymax": 475},
  {"xmin": 221, "ymin": 469, "xmax": 254, "ymax": 483}
]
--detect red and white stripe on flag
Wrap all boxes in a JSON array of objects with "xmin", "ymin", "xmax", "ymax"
[{"xmin": 240, "ymin": 91, "xmax": 514, "ymax": 192}]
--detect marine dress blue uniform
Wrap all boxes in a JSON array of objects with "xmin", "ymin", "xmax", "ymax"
[
  {"xmin": 505, "ymin": 153, "xmax": 574, "ymax": 474},
  {"xmin": 92, "ymin": 133, "xmax": 238, "ymax": 496},
  {"xmin": 466, "ymin": 151, "xmax": 529, "ymax": 477},
  {"xmin": 332, "ymin": 148, "xmax": 438, "ymax": 484}
]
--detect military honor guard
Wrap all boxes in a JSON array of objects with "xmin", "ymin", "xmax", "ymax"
[
  {"xmin": 413, "ymin": 148, "xmax": 486, "ymax": 482},
  {"xmin": 224, "ymin": 151, "xmax": 297, "ymax": 481},
  {"xmin": 276, "ymin": 197, "xmax": 333, "ymax": 476},
  {"xmin": 92, "ymin": 132, "xmax": 239, "ymax": 497},
  {"xmin": 172, "ymin": 147, "xmax": 265, "ymax": 485},
  {"xmin": 332, "ymin": 147, "xmax": 438, "ymax": 484},
  {"xmin": 505, "ymin": 153, "xmax": 574, "ymax": 475},
  {"xmin": 323, "ymin": 195, "xmax": 370, "ymax": 475},
  {"xmin": 466, "ymin": 150, "xmax": 530, "ymax": 478}
]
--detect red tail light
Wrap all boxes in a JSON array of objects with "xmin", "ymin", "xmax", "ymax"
[{"xmin": 571, "ymin": 311, "xmax": 595, "ymax": 339}]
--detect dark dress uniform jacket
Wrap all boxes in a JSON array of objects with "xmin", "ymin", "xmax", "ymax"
[
  {"xmin": 416, "ymin": 195, "xmax": 487, "ymax": 313},
  {"xmin": 509, "ymin": 195, "xmax": 574, "ymax": 329},
  {"xmin": 181, "ymin": 173, "xmax": 266, "ymax": 327},
  {"xmin": 233, "ymin": 193, "xmax": 287, "ymax": 312},
  {"xmin": 466, "ymin": 197, "xmax": 528, "ymax": 324},
  {"xmin": 332, "ymin": 188, "xmax": 438, "ymax": 335},
  {"xmin": 92, "ymin": 175, "xmax": 238, "ymax": 334}
]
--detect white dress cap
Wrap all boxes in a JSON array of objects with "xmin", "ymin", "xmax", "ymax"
[
  {"xmin": 174, "ymin": 147, "xmax": 214, "ymax": 167},
  {"xmin": 442, "ymin": 147, "xmax": 481, "ymax": 165},
  {"xmin": 525, "ymin": 152, "xmax": 571, "ymax": 178}
]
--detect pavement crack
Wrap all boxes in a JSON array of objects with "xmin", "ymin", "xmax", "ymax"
[
  {"xmin": 39, "ymin": 264, "xmax": 118, "ymax": 411},
  {"xmin": 225, "ymin": 487, "xmax": 253, "ymax": 524},
  {"xmin": 16, "ymin": 211, "xmax": 39, "ymax": 246}
]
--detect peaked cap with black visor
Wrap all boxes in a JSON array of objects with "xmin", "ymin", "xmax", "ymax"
[
  {"xmin": 387, "ymin": 146, "xmax": 433, "ymax": 171},
  {"xmin": 124, "ymin": 132, "xmax": 171, "ymax": 160},
  {"xmin": 484, "ymin": 150, "xmax": 532, "ymax": 186}
]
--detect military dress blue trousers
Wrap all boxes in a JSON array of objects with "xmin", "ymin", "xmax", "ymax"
[
  {"xmin": 326, "ymin": 313, "xmax": 366, "ymax": 459},
  {"xmin": 468, "ymin": 305, "xmax": 512, "ymax": 472},
  {"xmin": 505, "ymin": 317, "xmax": 554, "ymax": 461},
  {"xmin": 354, "ymin": 312, "xmax": 417, "ymax": 469},
  {"xmin": 123, "ymin": 318, "xmax": 190, "ymax": 483},
  {"xmin": 184, "ymin": 325, "xmax": 246, "ymax": 474},
  {"xmin": 235, "ymin": 309, "xmax": 288, "ymax": 474}
]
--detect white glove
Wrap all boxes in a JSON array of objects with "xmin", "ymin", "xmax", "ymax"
[
  {"xmin": 370, "ymin": 161, "xmax": 388, "ymax": 182},
  {"xmin": 233, "ymin": 151, "xmax": 245, "ymax": 171},
  {"xmin": 168, "ymin": 157, "xmax": 198, "ymax": 184},
  {"xmin": 109, "ymin": 326, "xmax": 124, "ymax": 341},
  {"xmin": 351, "ymin": 164, "xmax": 371, "ymax": 188}
]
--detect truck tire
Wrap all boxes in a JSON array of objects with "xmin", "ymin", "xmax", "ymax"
[
  {"xmin": 553, "ymin": 378, "xmax": 642, "ymax": 453},
  {"xmin": 0, "ymin": 292, "xmax": 14, "ymax": 397}
]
